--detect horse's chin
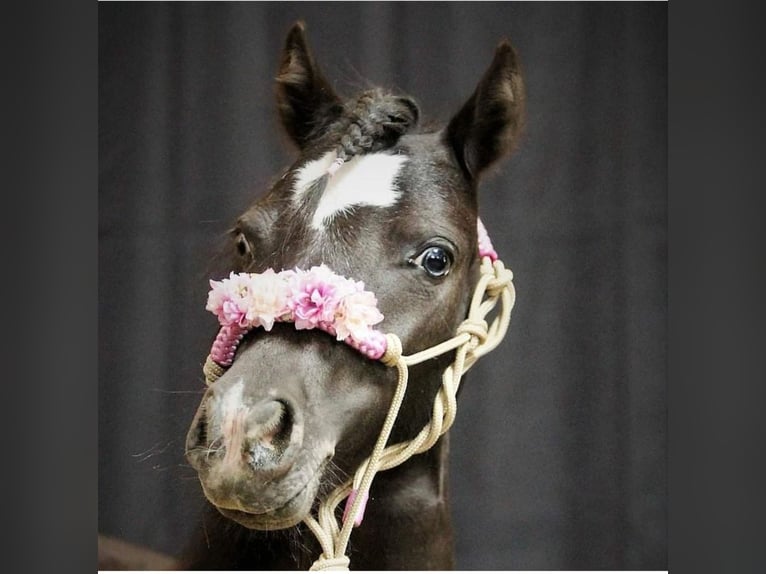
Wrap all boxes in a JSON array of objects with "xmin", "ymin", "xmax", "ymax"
[
  {"xmin": 204, "ymin": 463, "xmax": 325, "ymax": 531},
  {"xmin": 214, "ymin": 483, "xmax": 317, "ymax": 531}
]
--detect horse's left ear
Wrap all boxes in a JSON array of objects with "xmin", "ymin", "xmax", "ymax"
[
  {"xmin": 445, "ymin": 40, "xmax": 526, "ymax": 181},
  {"xmin": 275, "ymin": 22, "xmax": 343, "ymax": 149}
]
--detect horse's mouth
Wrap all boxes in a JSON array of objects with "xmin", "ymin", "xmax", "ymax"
[
  {"xmin": 216, "ymin": 488, "xmax": 312, "ymax": 530},
  {"xmin": 204, "ymin": 457, "xmax": 329, "ymax": 531}
]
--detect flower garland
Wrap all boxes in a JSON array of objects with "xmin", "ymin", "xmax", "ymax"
[{"xmin": 206, "ymin": 265, "xmax": 388, "ymax": 363}]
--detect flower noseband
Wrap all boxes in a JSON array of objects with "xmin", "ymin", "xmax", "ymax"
[
  {"xmin": 206, "ymin": 265, "xmax": 388, "ymax": 363},
  {"xmin": 205, "ymin": 218, "xmax": 499, "ymax": 368}
]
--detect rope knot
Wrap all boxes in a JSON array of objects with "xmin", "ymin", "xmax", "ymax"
[
  {"xmin": 309, "ymin": 555, "xmax": 351, "ymax": 571},
  {"xmin": 380, "ymin": 333, "xmax": 403, "ymax": 367},
  {"xmin": 203, "ymin": 355, "xmax": 226, "ymax": 385},
  {"xmin": 486, "ymin": 262, "xmax": 514, "ymax": 297},
  {"xmin": 456, "ymin": 319, "xmax": 489, "ymax": 349}
]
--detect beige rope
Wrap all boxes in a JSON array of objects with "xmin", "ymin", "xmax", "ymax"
[
  {"xmin": 304, "ymin": 257, "xmax": 516, "ymax": 570},
  {"xmin": 202, "ymin": 258, "xmax": 516, "ymax": 569},
  {"xmin": 203, "ymin": 355, "xmax": 226, "ymax": 385},
  {"xmin": 308, "ymin": 555, "xmax": 351, "ymax": 571}
]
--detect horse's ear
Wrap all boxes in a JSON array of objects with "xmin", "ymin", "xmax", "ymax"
[
  {"xmin": 445, "ymin": 40, "xmax": 526, "ymax": 181},
  {"xmin": 275, "ymin": 22, "xmax": 343, "ymax": 149}
]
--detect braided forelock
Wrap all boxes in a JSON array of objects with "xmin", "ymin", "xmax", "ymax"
[
  {"xmin": 295, "ymin": 89, "xmax": 419, "ymax": 206},
  {"xmin": 335, "ymin": 89, "xmax": 420, "ymax": 162}
]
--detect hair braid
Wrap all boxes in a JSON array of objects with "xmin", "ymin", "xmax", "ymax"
[{"xmin": 335, "ymin": 89, "xmax": 419, "ymax": 163}]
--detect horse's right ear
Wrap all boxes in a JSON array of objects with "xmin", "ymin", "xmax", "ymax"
[
  {"xmin": 275, "ymin": 22, "xmax": 343, "ymax": 149},
  {"xmin": 445, "ymin": 40, "xmax": 526, "ymax": 181}
]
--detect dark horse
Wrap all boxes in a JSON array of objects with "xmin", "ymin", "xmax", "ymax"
[{"xmin": 182, "ymin": 21, "xmax": 524, "ymax": 571}]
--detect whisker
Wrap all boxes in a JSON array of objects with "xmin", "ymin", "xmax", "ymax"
[
  {"xmin": 150, "ymin": 388, "xmax": 207, "ymax": 395},
  {"xmin": 132, "ymin": 441, "xmax": 176, "ymax": 462}
]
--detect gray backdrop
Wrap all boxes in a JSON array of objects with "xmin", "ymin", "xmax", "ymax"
[{"xmin": 99, "ymin": 2, "xmax": 666, "ymax": 570}]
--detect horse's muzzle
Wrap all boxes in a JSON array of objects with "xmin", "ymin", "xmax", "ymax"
[{"xmin": 184, "ymin": 382, "xmax": 323, "ymax": 528}]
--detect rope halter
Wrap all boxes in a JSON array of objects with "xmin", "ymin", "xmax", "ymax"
[{"xmin": 201, "ymin": 218, "xmax": 516, "ymax": 571}]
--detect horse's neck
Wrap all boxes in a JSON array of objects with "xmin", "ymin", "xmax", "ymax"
[
  {"xmin": 182, "ymin": 435, "xmax": 454, "ymax": 570},
  {"xmin": 351, "ymin": 433, "xmax": 455, "ymax": 570}
]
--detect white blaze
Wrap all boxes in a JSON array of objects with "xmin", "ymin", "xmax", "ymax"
[
  {"xmin": 208, "ymin": 380, "xmax": 248, "ymax": 473},
  {"xmin": 292, "ymin": 152, "xmax": 408, "ymax": 230}
]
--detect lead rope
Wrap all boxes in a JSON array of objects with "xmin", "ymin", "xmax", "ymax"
[{"xmin": 302, "ymin": 257, "xmax": 515, "ymax": 571}]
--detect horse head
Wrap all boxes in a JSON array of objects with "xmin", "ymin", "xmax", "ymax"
[{"xmin": 184, "ymin": 21, "xmax": 524, "ymax": 567}]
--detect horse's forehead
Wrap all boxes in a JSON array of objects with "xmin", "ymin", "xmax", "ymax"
[{"xmin": 292, "ymin": 152, "xmax": 409, "ymax": 231}]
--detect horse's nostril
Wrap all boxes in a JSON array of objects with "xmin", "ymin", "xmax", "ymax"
[
  {"xmin": 245, "ymin": 400, "xmax": 284, "ymax": 433},
  {"xmin": 185, "ymin": 397, "xmax": 209, "ymax": 456},
  {"xmin": 245, "ymin": 400, "xmax": 293, "ymax": 468}
]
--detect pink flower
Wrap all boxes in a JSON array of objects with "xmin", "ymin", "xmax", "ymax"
[
  {"xmin": 334, "ymin": 290, "xmax": 384, "ymax": 341},
  {"xmin": 242, "ymin": 269, "xmax": 290, "ymax": 331},
  {"xmin": 206, "ymin": 272, "xmax": 254, "ymax": 327},
  {"xmin": 287, "ymin": 265, "xmax": 346, "ymax": 330}
]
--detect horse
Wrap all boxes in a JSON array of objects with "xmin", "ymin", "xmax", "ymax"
[{"xmin": 182, "ymin": 21, "xmax": 524, "ymax": 571}]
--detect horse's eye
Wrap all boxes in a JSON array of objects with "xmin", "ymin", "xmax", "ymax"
[
  {"xmin": 235, "ymin": 232, "xmax": 253, "ymax": 259},
  {"xmin": 413, "ymin": 246, "xmax": 452, "ymax": 278}
]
